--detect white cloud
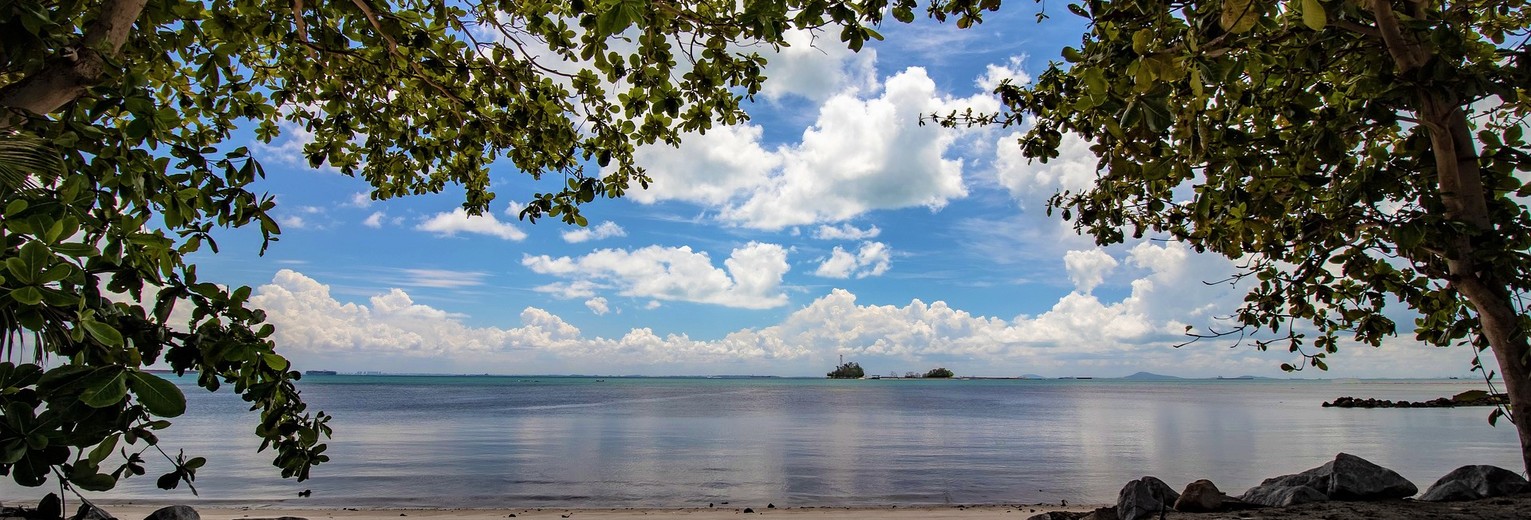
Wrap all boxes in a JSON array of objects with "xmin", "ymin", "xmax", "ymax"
[
  {"xmin": 349, "ymin": 192, "xmax": 373, "ymax": 208},
  {"xmin": 977, "ymin": 55, "xmax": 1032, "ymax": 92},
  {"xmin": 1064, "ymin": 249, "xmax": 1118, "ymax": 294},
  {"xmin": 759, "ymin": 29, "xmax": 879, "ymax": 101},
  {"xmin": 278, "ymin": 215, "xmax": 308, "ymax": 230},
  {"xmin": 504, "ymin": 200, "xmax": 526, "ymax": 217},
  {"xmin": 814, "ymin": 241, "xmax": 892, "ymax": 279},
  {"xmin": 630, "ymin": 66, "xmax": 999, "ymax": 230},
  {"xmin": 994, "ymin": 130, "xmax": 1099, "ymax": 205},
  {"xmin": 812, "ymin": 223, "xmax": 881, "ymax": 240},
  {"xmin": 363, "ymin": 211, "xmax": 386, "ymax": 228},
  {"xmin": 417, "ymin": 208, "xmax": 527, "ymax": 241},
  {"xmin": 253, "ymin": 260, "xmax": 1484, "ymax": 378},
  {"xmin": 522, "ymin": 243, "xmax": 791, "ymax": 309},
  {"xmin": 396, "ymin": 268, "xmax": 487, "ymax": 289},
  {"xmin": 562, "ymin": 221, "xmax": 627, "ymax": 243},
  {"xmin": 585, "ymin": 297, "xmax": 610, "ymax": 316}
]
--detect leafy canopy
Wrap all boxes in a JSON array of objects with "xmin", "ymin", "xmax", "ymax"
[
  {"xmin": 943, "ymin": 0, "xmax": 1531, "ymax": 371},
  {"xmin": 0, "ymin": 0, "xmax": 1000, "ymax": 494}
]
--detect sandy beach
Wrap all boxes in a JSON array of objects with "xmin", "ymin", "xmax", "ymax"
[
  {"xmin": 96, "ymin": 503, "xmax": 1089, "ymax": 520},
  {"xmin": 81, "ymin": 495, "xmax": 1531, "ymax": 520}
]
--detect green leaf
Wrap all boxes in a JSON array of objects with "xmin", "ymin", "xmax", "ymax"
[
  {"xmin": 128, "ymin": 371, "xmax": 187, "ymax": 417},
  {"xmin": 88, "ymin": 435, "xmax": 120, "ymax": 464},
  {"xmin": 82, "ymin": 319, "xmax": 124, "ymax": 347},
  {"xmin": 261, "ymin": 353, "xmax": 290, "ymax": 372},
  {"xmin": 1301, "ymin": 0, "xmax": 1327, "ymax": 31},
  {"xmin": 79, "ymin": 367, "xmax": 128, "ymax": 408},
  {"xmin": 9, "ymin": 287, "xmax": 42, "ymax": 306},
  {"xmin": 1221, "ymin": 0, "xmax": 1259, "ymax": 33}
]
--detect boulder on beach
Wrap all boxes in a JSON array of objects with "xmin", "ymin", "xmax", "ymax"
[
  {"xmin": 1419, "ymin": 464, "xmax": 1531, "ymax": 502},
  {"xmin": 1173, "ymin": 479, "xmax": 1226, "ymax": 512},
  {"xmin": 1116, "ymin": 476, "xmax": 1180, "ymax": 520},
  {"xmin": 143, "ymin": 505, "xmax": 199, "ymax": 520},
  {"xmin": 1239, "ymin": 453, "xmax": 1417, "ymax": 506}
]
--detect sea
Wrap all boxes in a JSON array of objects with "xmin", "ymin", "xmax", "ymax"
[{"xmin": 6, "ymin": 376, "xmax": 1523, "ymax": 508}]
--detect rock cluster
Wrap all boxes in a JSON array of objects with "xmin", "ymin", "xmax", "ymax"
[
  {"xmin": 1323, "ymin": 390, "xmax": 1509, "ymax": 408},
  {"xmin": 1026, "ymin": 453, "xmax": 1529, "ymax": 520}
]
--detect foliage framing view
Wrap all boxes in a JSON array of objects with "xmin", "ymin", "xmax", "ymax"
[
  {"xmin": 939, "ymin": 0, "xmax": 1531, "ymax": 471},
  {"xmin": 0, "ymin": 0, "xmax": 995, "ymax": 494}
]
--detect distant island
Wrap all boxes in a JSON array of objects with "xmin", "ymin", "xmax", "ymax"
[
  {"xmin": 305, "ymin": 370, "xmax": 339, "ymax": 376},
  {"xmin": 827, "ymin": 361, "xmax": 865, "ymax": 379}
]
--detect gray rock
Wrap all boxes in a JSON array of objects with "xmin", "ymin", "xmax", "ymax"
[
  {"xmin": 1241, "ymin": 484, "xmax": 1328, "ymax": 507},
  {"xmin": 143, "ymin": 505, "xmax": 199, "ymax": 520},
  {"xmin": 1173, "ymin": 479, "xmax": 1226, "ymax": 512},
  {"xmin": 1239, "ymin": 453, "xmax": 1416, "ymax": 506},
  {"xmin": 1023, "ymin": 513, "xmax": 1078, "ymax": 520},
  {"xmin": 1420, "ymin": 464, "xmax": 1531, "ymax": 502},
  {"xmin": 1116, "ymin": 476, "xmax": 1180, "ymax": 520},
  {"xmin": 72, "ymin": 503, "xmax": 116, "ymax": 520},
  {"xmin": 1079, "ymin": 506, "xmax": 1117, "ymax": 520}
]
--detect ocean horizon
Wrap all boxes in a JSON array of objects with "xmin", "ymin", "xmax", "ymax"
[{"xmin": 8, "ymin": 376, "xmax": 1520, "ymax": 509}]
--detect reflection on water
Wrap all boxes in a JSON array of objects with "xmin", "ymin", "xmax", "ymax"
[{"xmin": 10, "ymin": 377, "xmax": 1520, "ymax": 508}]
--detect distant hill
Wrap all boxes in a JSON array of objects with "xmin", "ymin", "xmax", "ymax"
[
  {"xmin": 1020, "ymin": 374, "xmax": 1047, "ymax": 379},
  {"xmin": 1121, "ymin": 371, "xmax": 1184, "ymax": 380}
]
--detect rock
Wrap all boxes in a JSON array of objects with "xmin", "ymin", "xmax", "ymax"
[
  {"xmin": 143, "ymin": 505, "xmax": 199, "ymax": 520},
  {"xmin": 1078, "ymin": 506, "xmax": 1117, "ymax": 520},
  {"xmin": 1173, "ymin": 479, "xmax": 1226, "ymax": 512},
  {"xmin": 72, "ymin": 503, "xmax": 115, "ymax": 520},
  {"xmin": 1023, "ymin": 512, "xmax": 1078, "ymax": 520},
  {"xmin": 37, "ymin": 495, "xmax": 63, "ymax": 520},
  {"xmin": 1240, "ymin": 484, "xmax": 1328, "ymax": 507},
  {"xmin": 742, "ymin": 508, "xmax": 753, "ymax": 513},
  {"xmin": 1419, "ymin": 465, "xmax": 1531, "ymax": 502},
  {"xmin": 1116, "ymin": 476, "xmax": 1180, "ymax": 520},
  {"xmin": 1239, "ymin": 453, "xmax": 1417, "ymax": 506}
]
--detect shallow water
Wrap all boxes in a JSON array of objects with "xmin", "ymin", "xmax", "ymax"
[{"xmin": 7, "ymin": 376, "xmax": 1521, "ymax": 508}]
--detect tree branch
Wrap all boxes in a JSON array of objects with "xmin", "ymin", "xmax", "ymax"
[{"xmin": 0, "ymin": 0, "xmax": 150, "ymax": 127}]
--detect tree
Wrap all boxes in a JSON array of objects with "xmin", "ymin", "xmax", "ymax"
[
  {"xmin": 828, "ymin": 361, "xmax": 866, "ymax": 379},
  {"xmin": 923, "ymin": 367, "xmax": 954, "ymax": 378},
  {"xmin": 0, "ymin": 0, "xmax": 990, "ymax": 494},
  {"xmin": 945, "ymin": 0, "xmax": 1531, "ymax": 471}
]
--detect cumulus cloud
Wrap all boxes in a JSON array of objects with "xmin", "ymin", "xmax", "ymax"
[
  {"xmin": 759, "ymin": 29, "xmax": 879, "ymax": 101},
  {"xmin": 585, "ymin": 297, "xmax": 610, "ymax": 316},
  {"xmin": 362, "ymin": 211, "xmax": 386, "ymax": 228},
  {"xmin": 253, "ymin": 258, "xmax": 1482, "ymax": 378},
  {"xmin": 994, "ymin": 130, "xmax": 1099, "ymax": 204},
  {"xmin": 562, "ymin": 221, "xmax": 627, "ymax": 243},
  {"xmin": 417, "ymin": 208, "xmax": 527, "ymax": 241},
  {"xmin": 349, "ymin": 192, "xmax": 373, "ymax": 208},
  {"xmin": 629, "ymin": 67, "xmax": 999, "ymax": 230},
  {"xmin": 1064, "ymin": 249, "xmax": 1118, "ymax": 294},
  {"xmin": 977, "ymin": 55, "xmax": 1032, "ymax": 92},
  {"xmin": 522, "ymin": 243, "xmax": 792, "ymax": 309},
  {"xmin": 813, "ymin": 223, "xmax": 881, "ymax": 240},
  {"xmin": 814, "ymin": 242, "xmax": 892, "ymax": 279}
]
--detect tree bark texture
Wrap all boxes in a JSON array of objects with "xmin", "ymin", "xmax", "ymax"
[{"xmin": 0, "ymin": 0, "xmax": 149, "ymax": 127}]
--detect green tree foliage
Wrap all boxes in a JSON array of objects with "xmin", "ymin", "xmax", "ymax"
[
  {"xmin": 0, "ymin": 0, "xmax": 993, "ymax": 494},
  {"xmin": 942, "ymin": 0, "xmax": 1531, "ymax": 470},
  {"xmin": 922, "ymin": 367, "xmax": 954, "ymax": 378},
  {"xmin": 828, "ymin": 361, "xmax": 866, "ymax": 379}
]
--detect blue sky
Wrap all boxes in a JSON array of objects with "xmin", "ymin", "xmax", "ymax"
[{"xmin": 185, "ymin": 10, "xmax": 1490, "ymax": 378}]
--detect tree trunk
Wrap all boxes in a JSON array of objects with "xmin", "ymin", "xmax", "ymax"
[
  {"xmin": 1419, "ymin": 93, "xmax": 1531, "ymax": 476},
  {"xmin": 1369, "ymin": 0, "xmax": 1531, "ymax": 476}
]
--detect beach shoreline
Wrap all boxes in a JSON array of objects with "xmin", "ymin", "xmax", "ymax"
[
  {"xmin": 87, "ymin": 503, "xmax": 1094, "ymax": 520},
  {"xmin": 48, "ymin": 495, "xmax": 1530, "ymax": 520}
]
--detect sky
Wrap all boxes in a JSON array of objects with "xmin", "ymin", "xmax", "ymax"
[{"xmin": 184, "ymin": 8, "xmax": 1497, "ymax": 379}]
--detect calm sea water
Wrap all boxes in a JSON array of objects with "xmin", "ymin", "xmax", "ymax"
[{"xmin": 9, "ymin": 376, "xmax": 1523, "ymax": 508}]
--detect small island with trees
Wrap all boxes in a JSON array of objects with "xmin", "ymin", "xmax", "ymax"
[{"xmin": 827, "ymin": 361, "xmax": 865, "ymax": 379}]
